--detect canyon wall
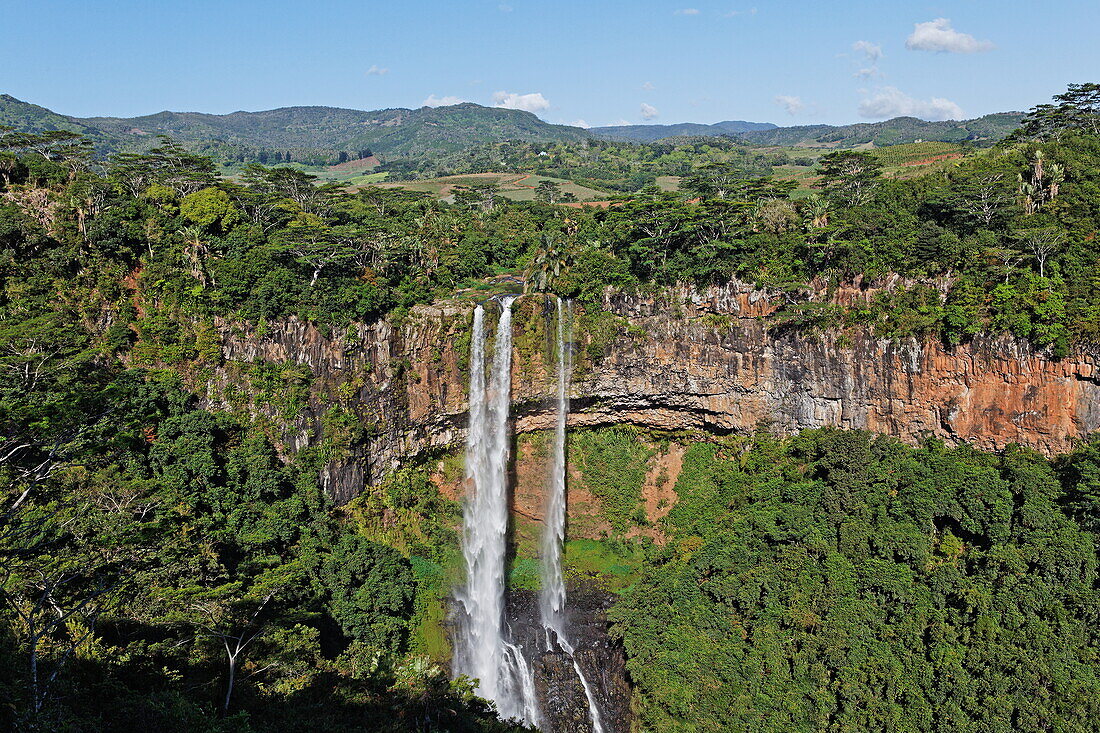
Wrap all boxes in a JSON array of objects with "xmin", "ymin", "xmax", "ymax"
[{"xmin": 209, "ymin": 281, "xmax": 1100, "ymax": 503}]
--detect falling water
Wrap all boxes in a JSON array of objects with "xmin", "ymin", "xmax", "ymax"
[
  {"xmin": 457, "ymin": 295, "xmax": 606, "ymax": 731},
  {"xmin": 540, "ymin": 298, "xmax": 571, "ymax": 636},
  {"xmin": 454, "ymin": 296, "xmax": 539, "ymax": 725},
  {"xmin": 538, "ymin": 298, "xmax": 605, "ymax": 733}
]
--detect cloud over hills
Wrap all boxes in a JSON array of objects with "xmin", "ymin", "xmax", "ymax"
[
  {"xmin": 858, "ymin": 86, "xmax": 963, "ymax": 121},
  {"xmin": 906, "ymin": 18, "xmax": 994, "ymax": 53},
  {"xmin": 492, "ymin": 91, "xmax": 551, "ymax": 113},
  {"xmin": 774, "ymin": 95, "xmax": 804, "ymax": 115},
  {"xmin": 422, "ymin": 94, "xmax": 469, "ymax": 107}
]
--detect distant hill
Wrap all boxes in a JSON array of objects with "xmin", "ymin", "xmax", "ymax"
[
  {"xmin": 0, "ymin": 95, "xmax": 108, "ymax": 139},
  {"xmin": 590, "ymin": 120, "xmax": 777, "ymax": 142},
  {"xmin": 0, "ymin": 95, "xmax": 591, "ymax": 161},
  {"xmin": 739, "ymin": 113, "xmax": 1025, "ymax": 148},
  {"xmin": 0, "ymin": 94, "xmax": 1026, "ymax": 166},
  {"xmin": 589, "ymin": 113, "xmax": 1024, "ymax": 148}
]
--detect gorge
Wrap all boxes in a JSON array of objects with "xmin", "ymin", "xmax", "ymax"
[{"xmin": 201, "ymin": 279, "xmax": 1100, "ymax": 730}]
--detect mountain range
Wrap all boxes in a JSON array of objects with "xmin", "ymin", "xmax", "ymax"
[
  {"xmin": 0, "ymin": 95, "xmax": 590, "ymax": 160},
  {"xmin": 0, "ymin": 94, "xmax": 1025, "ymax": 163},
  {"xmin": 589, "ymin": 120, "xmax": 778, "ymax": 142}
]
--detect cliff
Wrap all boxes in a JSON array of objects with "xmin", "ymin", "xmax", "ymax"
[{"xmin": 208, "ymin": 281, "xmax": 1100, "ymax": 503}]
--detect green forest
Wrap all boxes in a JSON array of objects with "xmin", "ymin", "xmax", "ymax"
[
  {"xmin": 3, "ymin": 83, "xmax": 1100, "ymax": 731},
  {"xmin": 609, "ymin": 428, "xmax": 1100, "ymax": 731}
]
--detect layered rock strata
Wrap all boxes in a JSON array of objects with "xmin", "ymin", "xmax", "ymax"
[{"xmin": 208, "ymin": 281, "xmax": 1100, "ymax": 502}]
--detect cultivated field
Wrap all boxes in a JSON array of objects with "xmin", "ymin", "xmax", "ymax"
[{"xmin": 369, "ymin": 172, "xmax": 608, "ymax": 202}]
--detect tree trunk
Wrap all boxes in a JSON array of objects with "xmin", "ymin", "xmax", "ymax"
[{"xmin": 223, "ymin": 652, "xmax": 237, "ymax": 714}]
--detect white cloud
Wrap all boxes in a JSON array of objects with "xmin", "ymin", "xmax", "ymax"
[
  {"xmin": 422, "ymin": 94, "xmax": 468, "ymax": 107},
  {"xmin": 724, "ymin": 7, "xmax": 757, "ymax": 16},
  {"xmin": 640, "ymin": 103, "xmax": 659, "ymax": 120},
  {"xmin": 774, "ymin": 95, "xmax": 804, "ymax": 116},
  {"xmin": 851, "ymin": 41, "xmax": 882, "ymax": 78},
  {"xmin": 570, "ymin": 119, "xmax": 590, "ymax": 129},
  {"xmin": 906, "ymin": 18, "xmax": 993, "ymax": 53},
  {"xmin": 852, "ymin": 40, "xmax": 882, "ymax": 62},
  {"xmin": 365, "ymin": 64, "xmax": 389, "ymax": 76},
  {"xmin": 858, "ymin": 86, "xmax": 963, "ymax": 121},
  {"xmin": 492, "ymin": 91, "xmax": 551, "ymax": 113},
  {"xmin": 675, "ymin": 8, "xmax": 700, "ymax": 14},
  {"xmin": 642, "ymin": 81, "xmax": 655, "ymax": 91}
]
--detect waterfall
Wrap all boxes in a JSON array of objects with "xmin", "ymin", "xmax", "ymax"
[
  {"xmin": 540, "ymin": 298, "xmax": 571, "ymax": 636},
  {"xmin": 454, "ymin": 296, "xmax": 539, "ymax": 725},
  {"xmin": 456, "ymin": 295, "xmax": 604, "ymax": 732},
  {"xmin": 538, "ymin": 299, "xmax": 605, "ymax": 733}
]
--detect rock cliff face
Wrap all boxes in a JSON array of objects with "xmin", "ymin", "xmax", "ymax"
[{"xmin": 211, "ymin": 281, "xmax": 1100, "ymax": 503}]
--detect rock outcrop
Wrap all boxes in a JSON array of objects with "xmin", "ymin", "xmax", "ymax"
[{"xmin": 209, "ymin": 281, "xmax": 1100, "ymax": 503}]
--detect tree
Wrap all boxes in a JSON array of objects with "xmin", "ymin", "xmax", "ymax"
[
  {"xmin": 321, "ymin": 535, "xmax": 415, "ymax": 653},
  {"xmin": 681, "ymin": 161, "xmax": 751, "ymax": 199},
  {"xmin": 452, "ymin": 183, "xmax": 501, "ymax": 212},
  {"xmin": 815, "ymin": 150, "xmax": 882, "ymax": 207},
  {"xmin": 753, "ymin": 198, "xmax": 799, "ymax": 235},
  {"xmin": 108, "ymin": 137, "xmax": 217, "ymax": 198},
  {"xmin": 1017, "ymin": 227, "xmax": 1066, "ymax": 278},
  {"xmin": 180, "ymin": 186, "xmax": 241, "ymax": 232},
  {"xmin": 534, "ymin": 180, "xmax": 562, "ymax": 204},
  {"xmin": 270, "ymin": 224, "xmax": 357, "ymax": 286},
  {"xmin": 239, "ymin": 163, "xmax": 330, "ymax": 214},
  {"xmin": 525, "ymin": 232, "xmax": 572, "ymax": 292},
  {"xmin": 802, "ymin": 193, "xmax": 831, "ymax": 229},
  {"xmin": 1021, "ymin": 82, "xmax": 1100, "ymax": 138},
  {"xmin": 955, "ymin": 172, "xmax": 1011, "ymax": 227},
  {"xmin": 985, "ymin": 244, "xmax": 1028, "ymax": 282}
]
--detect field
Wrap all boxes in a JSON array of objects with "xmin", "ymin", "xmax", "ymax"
[
  {"xmin": 216, "ymin": 157, "xmax": 389, "ymax": 187},
  {"xmin": 869, "ymin": 141, "xmax": 968, "ymax": 177},
  {"xmin": 371, "ymin": 172, "xmax": 608, "ymax": 202},
  {"xmin": 655, "ymin": 175, "xmax": 681, "ymax": 192},
  {"xmin": 210, "ymin": 140, "xmax": 971, "ymax": 200}
]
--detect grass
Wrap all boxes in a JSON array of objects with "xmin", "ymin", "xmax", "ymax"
[
  {"xmin": 563, "ymin": 538, "xmax": 646, "ymax": 592},
  {"xmin": 216, "ymin": 160, "xmax": 387, "ymax": 187},
  {"xmin": 372, "ymin": 172, "xmax": 608, "ymax": 202},
  {"xmin": 655, "ymin": 175, "xmax": 680, "ymax": 192}
]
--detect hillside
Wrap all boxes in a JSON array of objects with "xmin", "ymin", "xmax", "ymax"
[
  {"xmin": 740, "ymin": 112, "xmax": 1024, "ymax": 147},
  {"xmin": 588, "ymin": 112, "xmax": 1024, "ymax": 148},
  {"xmin": 5, "ymin": 81, "xmax": 1100, "ymax": 732},
  {"xmin": 3, "ymin": 94, "xmax": 1028, "ymax": 169},
  {"xmin": 0, "ymin": 94, "xmax": 112, "ymax": 143},
  {"xmin": 590, "ymin": 119, "xmax": 776, "ymax": 142},
  {"xmin": 0, "ymin": 95, "xmax": 590, "ymax": 160}
]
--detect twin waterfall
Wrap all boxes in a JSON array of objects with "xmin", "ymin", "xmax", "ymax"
[{"xmin": 454, "ymin": 296, "xmax": 604, "ymax": 732}]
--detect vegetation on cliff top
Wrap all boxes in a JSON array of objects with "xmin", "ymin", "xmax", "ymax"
[{"xmin": 3, "ymin": 85, "xmax": 1098, "ymax": 355}]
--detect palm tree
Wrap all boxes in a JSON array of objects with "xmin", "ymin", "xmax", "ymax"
[
  {"xmin": 805, "ymin": 194, "xmax": 831, "ymax": 229},
  {"xmin": 179, "ymin": 226, "xmax": 215, "ymax": 287},
  {"xmin": 525, "ymin": 233, "xmax": 570, "ymax": 293}
]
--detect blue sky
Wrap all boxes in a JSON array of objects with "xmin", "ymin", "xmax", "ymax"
[{"xmin": 2, "ymin": 0, "xmax": 1096, "ymax": 127}]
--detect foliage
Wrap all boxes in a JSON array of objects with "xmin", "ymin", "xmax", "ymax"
[
  {"xmin": 568, "ymin": 428, "xmax": 654, "ymax": 532},
  {"xmin": 321, "ymin": 535, "xmax": 416, "ymax": 651},
  {"xmin": 609, "ymin": 429, "xmax": 1100, "ymax": 732},
  {"xmin": 4, "ymin": 81, "xmax": 1100, "ymax": 732}
]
